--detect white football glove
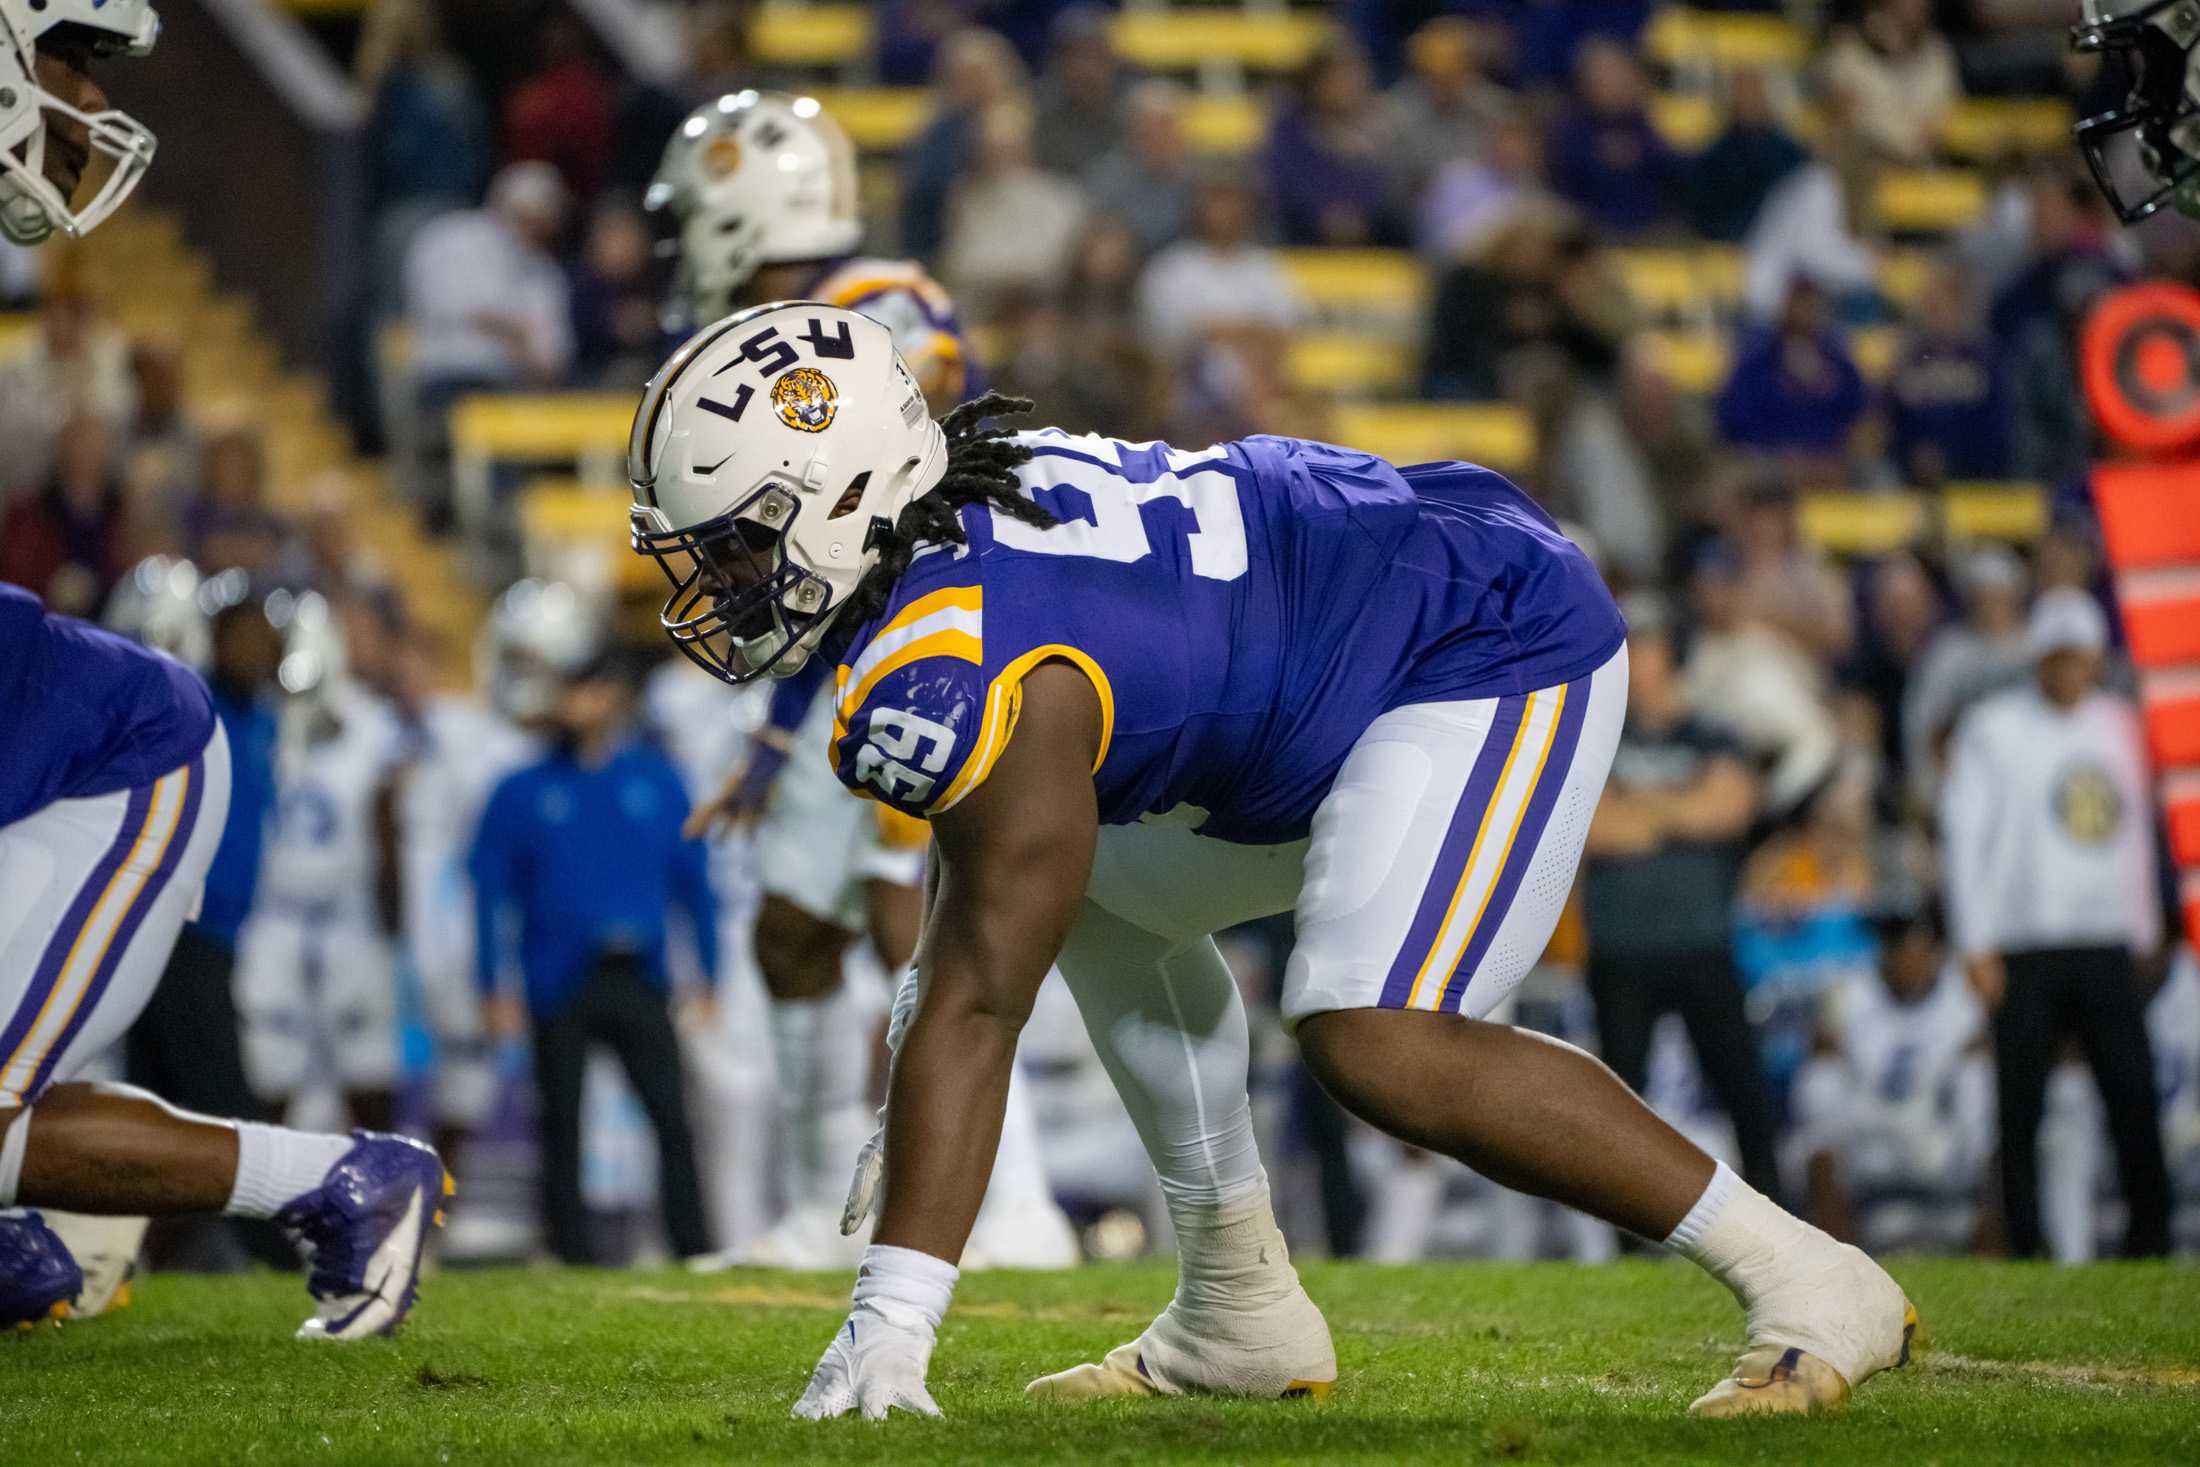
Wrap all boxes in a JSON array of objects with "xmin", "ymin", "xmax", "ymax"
[
  {"xmin": 790, "ymin": 1302, "xmax": 942, "ymax": 1420},
  {"xmin": 840, "ymin": 964, "xmax": 924, "ymax": 1237}
]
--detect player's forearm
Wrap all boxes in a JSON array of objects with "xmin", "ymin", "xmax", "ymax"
[{"xmin": 871, "ymin": 981, "xmax": 1022, "ymax": 1264}]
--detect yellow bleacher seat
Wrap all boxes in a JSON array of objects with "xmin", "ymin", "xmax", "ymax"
[
  {"xmin": 449, "ymin": 393, "xmax": 633, "ymax": 463},
  {"xmin": 1650, "ymin": 93, "xmax": 1721, "ymax": 152},
  {"xmin": 1278, "ymin": 249, "xmax": 1426, "ymax": 315},
  {"xmin": 1944, "ymin": 481, "xmax": 2048, "ymax": 541},
  {"xmin": 1184, "ymin": 95, "xmax": 1265, "ymax": 155},
  {"xmin": 1109, "ymin": 10, "xmax": 1329, "ymax": 72},
  {"xmin": 1802, "ymin": 493, "xmax": 1927, "ymax": 557},
  {"xmin": 805, "ymin": 88, "xmax": 928, "ymax": 151},
  {"xmin": 1644, "ymin": 8, "xmax": 1808, "ymax": 71},
  {"xmin": 1287, "ymin": 332, "xmax": 1415, "ymax": 396},
  {"xmin": 1612, "ymin": 245, "xmax": 1742, "ymax": 322},
  {"xmin": 1331, "ymin": 403, "xmax": 1534, "ymax": 471},
  {"xmin": 1878, "ymin": 250, "xmax": 1936, "ymax": 310},
  {"xmin": 1877, "ymin": 169, "xmax": 1989, "ymax": 234},
  {"xmin": 1643, "ymin": 331, "xmax": 1730, "ymax": 395},
  {"xmin": 1939, "ymin": 98, "xmax": 2073, "ymax": 162},
  {"xmin": 521, "ymin": 478, "xmax": 656, "ymax": 592},
  {"xmin": 753, "ymin": 3, "xmax": 873, "ymax": 68},
  {"xmin": 1851, "ymin": 325, "xmax": 1900, "ymax": 382},
  {"xmin": 0, "ymin": 312, "xmax": 33, "ymax": 358}
]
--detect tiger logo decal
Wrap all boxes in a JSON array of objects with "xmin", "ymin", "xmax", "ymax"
[{"xmin": 772, "ymin": 367, "xmax": 839, "ymax": 433}]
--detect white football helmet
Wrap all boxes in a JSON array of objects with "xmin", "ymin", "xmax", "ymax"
[
  {"xmin": 629, "ymin": 302, "xmax": 945, "ymax": 683},
  {"xmin": 646, "ymin": 90, "xmax": 860, "ymax": 325},
  {"xmin": 103, "ymin": 554, "xmax": 210, "ymax": 667},
  {"xmin": 477, "ymin": 577, "xmax": 607, "ymax": 723},
  {"xmin": 0, "ymin": 0, "xmax": 159, "ymax": 245}
]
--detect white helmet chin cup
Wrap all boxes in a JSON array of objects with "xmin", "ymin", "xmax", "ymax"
[
  {"xmin": 646, "ymin": 90, "xmax": 861, "ymax": 324},
  {"xmin": 628, "ymin": 302, "xmax": 946, "ymax": 685},
  {"xmin": 0, "ymin": 0, "xmax": 160, "ymax": 244}
]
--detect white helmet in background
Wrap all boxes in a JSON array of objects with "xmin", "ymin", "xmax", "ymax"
[
  {"xmin": 629, "ymin": 303, "xmax": 945, "ymax": 684},
  {"xmin": 0, "ymin": 0, "xmax": 160, "ymax": 244},
  {"xmin": 646, "ymin": 90, "xmax": 860, "ymax": 324},
  {"xmin": 265, "ymin": 586, "xmax": 345, "ymax": 701},
  {"xmin": 478, "ymin": 577, "xmax": 607, "ymax": 723},
  {"xmin": 103, "ymin": 554, "xmax": 211, "ymax": 668}
]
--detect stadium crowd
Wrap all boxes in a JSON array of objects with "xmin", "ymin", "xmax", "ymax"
[{"xmin": 1, "ymin": 0, "xmax": 2195, "ymax": 1271}]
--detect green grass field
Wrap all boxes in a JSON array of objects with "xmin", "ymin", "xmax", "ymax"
[{"xmin": 6, "ymin": 1259, "xmax": 2196, "ymax": 1464}]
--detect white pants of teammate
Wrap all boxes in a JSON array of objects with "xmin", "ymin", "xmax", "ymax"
[
  {"xmin": 236, "ymin": 908, "xmax": 399, "ymax": 1100},
  {"xmin": 1059, "ymin": 648, "xmax": 1627, "ymax": 1213},
  {"xmin": 755, "ymin": 694, "xmax": 926, "ymax": 927},
  {"xmin": 0, "ymin": 724, "xmax": 230, "ymax": 1108}
]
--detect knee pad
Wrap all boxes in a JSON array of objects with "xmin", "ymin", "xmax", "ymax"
[{"xmin": 0, "ymin": 1106, "xmax": 30, "ymax": 1207}]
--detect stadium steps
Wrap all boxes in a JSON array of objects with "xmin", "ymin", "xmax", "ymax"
[{"xmin": 62, "ymin": 205, "xmax": 484, "ymax": 658}]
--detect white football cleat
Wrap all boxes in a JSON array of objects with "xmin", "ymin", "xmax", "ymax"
[
  {"xmin": 1027, "ymin": 1283, "xmax": 1337, "ymax": 1401},
  {"xmin": 1690, "ymin": 1240, "xmax": 1919, "ymax": 1418},
  {"xmin": 38, "ymin": 1212, "xmax": 148, "ymax": 1319}
]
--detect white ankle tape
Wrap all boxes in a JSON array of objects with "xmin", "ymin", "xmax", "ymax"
[{"xmin": 0, "ymin": 1106, "xmax": 30, "ymax": 1207}]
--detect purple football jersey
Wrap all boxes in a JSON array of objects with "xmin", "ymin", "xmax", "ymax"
[{"xmin": 829, "ymin": 431, "xmax": 1624, "ymax": 843}]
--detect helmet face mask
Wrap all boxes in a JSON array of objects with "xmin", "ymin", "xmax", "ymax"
[
  {"xmin": 628, "ymin": 303, "xmax": 947, "ymax": 686},
  {"xmin": 2074, "ymin": 0, "xmax": 2200, "ymax": 221},
  {"xmin": 0, "ymin": 0, "xmax": 161, "ymax": 245}
]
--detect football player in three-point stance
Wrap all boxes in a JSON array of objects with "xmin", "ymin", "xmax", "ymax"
[
  {"xmin": 647, "ymin": 91, "xmax": 1074, "ymax": 1269},
  {"xmin": 0, "ymin": 0, "xmax": 448, "ymax": 1339},
  {"xmin": 628, "ymin": 304, "xmax": 1920, "ymax": 1420}
]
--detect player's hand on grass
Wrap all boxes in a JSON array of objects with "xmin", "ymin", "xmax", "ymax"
[{"xmin": 791, "ymin": 1305, "xmax": 942, "ymax": 1421}]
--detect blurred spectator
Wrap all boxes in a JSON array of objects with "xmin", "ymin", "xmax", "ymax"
[
  {"xmin": 1733, "ymin": 475, "xmax": 1858, "ymax": 662},
  {"xmin": 1903, "ymin": 544, "xmax": 2031, "ymax": 806},
  {"xmin": 402, "ymin": 161, "xmax": 574, "ymax": 411},
  {"xmin": 1264, "ymin": 34, "xmax": 1400, "ymax": 247},
  {"xmin": 0, "ymin": 413, "xmax": 128, "ymax": 612},
  {"xmin": 1841, "ymin": 551, "xmax": 1945, "ymax": 787},
  {"xmin": 501, "ymin": 11, "xmax": 614, "ymax": 203},
  {"xmin": 357, "ymin": 0, "xmax": 487, "ymax": 221},
  {"xmin": 1137, "ymin": 175, "xmax": 1303, "ymax": 357},
  {"xmin": 1686, "ymin": 68, "xmax": 1808, "ymax": 243},
  {"xmin": 1418, "ymin": 108, "xmax": 1552, "ymax": 262},
  {"xmin": 1530, "ymin": 351, "xmax": 1667, "ymax": 587},
  {"xmin": 607, "ymin": 1, "xmax": 763, "ymax": 194},
  {"xmin": 941, "ymin": 102, "xmax": 1088, "ymax": 322},
  {"xmin": 125, "ymin": 338, "xmax": 198, "ymax": 506},
  {"xmin": 993, "ymin": 296, "xmax": 1141, "ymax": 437},
  {"xmin": 1886, "ymin": 257, "xmax": 2010, "ymax": 484},
  {"xmin": 1062, "ymin": 220, "xmax": 1145, "ymax": 335},
  {"xmin": 568, "ymin": 197, "xmax": 661, "ymax": 387},
  {"xmin": 877, "ymin": 0, "xmax": 983, "ymax": 86},
  {"xmin": 1741, "ymin": 108, "xmax": 1886, "ymax": 321},
  {"xmin": 1083, "ymin": 80, "xmax": 1199, "ymax": 260},
  {"xmin": 1820, "ymin": 0, "xmax": 1962, "ymax": 166},
  {"xmin": 1382, "ymin": 18, "xmax": 1511, "ymax": 205},
  {"xmin": 185, "ymin": 428, "xmax": 289, "ymax": 580},
  {"xmin": 1990, "ymin": 171, "xmax": 2129, "ymax": 482},
  {"xmin": 0, "ymin": 289, "xmax": 136, "ymax": 485},
  {"xmin": 472, "ymin": 655, "xmax": 718, "ymax": 1266},
  {"xmin": 1715, "ymin": 281, "xmax": 1870, "ymax": 481},
  {"xmin": 1546, "ymin": 38, "xmax": 1679, "ymax": 239},
  {"xmin": 1424, "ymin": 208, "xmax": 1625, "ymax": 401},
  {"xmin": 1583, "ymin": 601, "xmax": 1784, "ymax": 1200},
  {"xmin": 1683, "ymin": 538, "xmax": 1843, "ymax": 818},
  {"xmin": 1616, "ymin": 346, "xmax": 1719, "ymax": 536},
  {"xmin": 1030, "ymin": 6, "xmax": 1124, "ymax": 177},
  {"xmin": 1940, "ymin": 590, "xmax": 2170, "ymax": 1259},
  {"xmin": 901, "ymin": 28, "xmax": 1027, "ymax": 259},
  {"xmin": 1509, "ymin": 0, "xmax": 1654, "ymax": 86}
]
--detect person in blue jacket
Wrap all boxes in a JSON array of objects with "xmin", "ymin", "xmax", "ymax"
[{"xmin": 471, "ymin": 647, "xmax": 717, "ymax": 1264}]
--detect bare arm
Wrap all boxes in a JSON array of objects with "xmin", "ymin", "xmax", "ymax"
[
  {"xmin": 1645, "ymin": 756, "xmax": 1757, "ymax": 842},
  {"xmin": 871, "ymin": 663, "xmax": 1102, "ymax": 1263}
]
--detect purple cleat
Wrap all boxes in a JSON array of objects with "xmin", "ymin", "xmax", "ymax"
[
  {"xmin": 275, "ymin": 1132, "xmax": 452, "ymax": 1342},
  {"xmin": 0, "ymin": 1211, "xmax": 82, "ymax": 1329}
]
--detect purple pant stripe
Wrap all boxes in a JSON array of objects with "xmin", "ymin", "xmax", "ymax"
[
  {"xmin": 1375, "ymin": 693, "xmax": 1531, "ymax": 1009},
  {"xmin": 26, "ymin": 755, "xmax": 206, "ymax": 1098},
  {"xmin": 1436, "ymin": 678, "xmax": 1592, "ymax": 1013},
  {"xmin": 0, "ymin": 782, "xmax": 157, "ymax": 1082}
]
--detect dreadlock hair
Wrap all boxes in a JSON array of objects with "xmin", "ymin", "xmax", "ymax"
[{"xmin": 844, "ymin": 391, "xmax": 1059, "ymax": 624}]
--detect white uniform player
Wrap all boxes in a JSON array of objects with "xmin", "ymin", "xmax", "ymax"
[
  {"xmin": 236, "ymin": 680, "xmax": 407, "ymax": 1113},
  {"xmin": 652, "ymin": 92, "xmax": 1075, "ymax": 1269},
  {"xmin": 2148, "ymin": 948, "xmax": 2200, "ymax": 1252},
  {"xmin": 1794, "ymin": 966, "xmax": 1994, "ymax": 1254}
]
